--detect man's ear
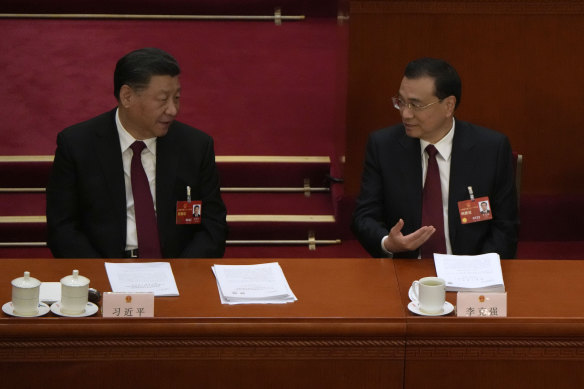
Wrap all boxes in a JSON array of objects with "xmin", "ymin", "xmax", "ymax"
[
  {"xmin": 444, "ymin": 95, "xmax": 457, "ymax": 116},
  {"xmin": 119, "ymin": 85, "xmax": 134, "ymax": 108}
]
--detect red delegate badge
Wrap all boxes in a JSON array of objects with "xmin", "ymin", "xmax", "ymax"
[
  {"xmin": 458, "ymin": 196, "xmax": 492, "ymax": 224},
  {"xmin": 176, "ymin": 201, "xmax": 202, "ymax": 224}
]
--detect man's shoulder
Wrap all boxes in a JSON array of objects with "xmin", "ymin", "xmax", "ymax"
[
  {"xmin": 372, "ymin": 123, "xmax": 405, "ymax": 136},
  {"xmin": 60, "ymin": 109, "xmax": 116, "ymax": 138},
  {"xmin": 368, "ymin": 123, "xmax": 421, "ymax": 155},
  {"xmin": 455, "ymin": 119, "xmax": 508, "ymax": 142},
  {"xmin": 370, "ymin": 123, "xmax": 406, "ymax": 142}
]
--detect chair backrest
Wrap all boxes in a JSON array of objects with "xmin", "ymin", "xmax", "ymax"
[{"xmin": 512, "ymin": 152, "xmax": 523, "ymax": 209}]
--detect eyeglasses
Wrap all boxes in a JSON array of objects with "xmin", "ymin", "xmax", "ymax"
[{"xmin": 392, "ymin": 96, "xmax": 442, "ymax": 112}]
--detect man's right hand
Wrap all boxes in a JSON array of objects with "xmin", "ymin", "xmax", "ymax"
[{"xmin": 383, "ymin": 218, "xmax": 436, "ymax": 253}]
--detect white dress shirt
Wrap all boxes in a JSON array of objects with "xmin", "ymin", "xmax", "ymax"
[
  {"xmin": 115, "ymin": 109, "xmax": 157, "ymax": 251},
  {"xmin": 382, "ymin": 118, "xmax": 456, "ymax": 256}
]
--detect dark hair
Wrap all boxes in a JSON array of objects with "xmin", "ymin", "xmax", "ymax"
[
  {"xmin": 404, "ymin": 58, "xmax": 461, "ymax": 109},
  {"xmin": 114, "ymin": 48, "xmax": 180, "ymax": 100}
]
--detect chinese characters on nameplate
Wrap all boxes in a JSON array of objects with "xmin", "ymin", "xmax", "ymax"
[
  {"xmin": 456, "ymin": 292, "xmax": 507, "ymax": 317},
  {"xmin": 102, "ymin": 292, "xmax": 155, "ymax": 318}
]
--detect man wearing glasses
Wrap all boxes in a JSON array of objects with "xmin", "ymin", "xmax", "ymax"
[{"xmin": 351, "ymin": 58, "xmax": 518, "ymax": 259}]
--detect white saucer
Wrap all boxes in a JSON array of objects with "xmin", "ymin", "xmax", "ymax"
[
  {"xmin": 2, "ymin": 302, "xmax": 50, "ymax": 317},
  {"xmin": 50, "ymin": 301, "xmax": 98, "ymax": 317},
  {"xmin": 408, "ymin": 301, "xmax": 454, "ymax": 316}
]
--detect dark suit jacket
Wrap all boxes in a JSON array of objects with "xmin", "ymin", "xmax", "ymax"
[
  {"xmin": 47, "ymin": 109, "xmax": 228, "ymax": 258},
  {"xmin": 351, "ymin": 119, "xmax": 518, "ymax": 259}
]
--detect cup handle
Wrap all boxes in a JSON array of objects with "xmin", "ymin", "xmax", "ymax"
[{"xmin": 410, "ymin": 280, "xmax": 419, "ymax": 302}]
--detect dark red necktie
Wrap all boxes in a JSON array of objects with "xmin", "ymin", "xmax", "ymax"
[
  {"xmin": 130, "ymin": 141, "xmax": 162, "ymax": 258},
  {"xmin": 420, "ymin": 144, "xmax": 447, "ymax": 258}
]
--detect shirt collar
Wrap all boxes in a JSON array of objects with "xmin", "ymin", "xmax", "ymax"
[
  {"xmin": 115, "ymin": 108, "xmax": 157, "ymax": 154},
  {"xmin": 420, "ymin": 118, "xmax": 455, "ymax": 161}
]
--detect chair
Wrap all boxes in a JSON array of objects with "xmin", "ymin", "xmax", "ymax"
[{"xmin": 512, "ymin": 152, "xmax": 523, "ymax": 209}]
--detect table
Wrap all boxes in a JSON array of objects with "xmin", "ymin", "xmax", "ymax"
[
  {"xmin": 0, "ymin": 258, "xmax": 405, "ymax": 389},
  {"xmin": 1, "ymin": 258, "xmax": 584, "ymax": 388},
  {"xmin": 394, "ymin": 259, "xmax": 584, "ymax": 389}
]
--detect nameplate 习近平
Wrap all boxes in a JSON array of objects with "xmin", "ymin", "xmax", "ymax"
[
  {"xmin": 456, "ymin": 292, "xmax": 507, "ymax": 317},
  {"xmin": 102, "ymin": 292, "xmax": 154, "ymax": 318}
]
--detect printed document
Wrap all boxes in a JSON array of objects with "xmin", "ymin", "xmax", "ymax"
[
  {"xmin": 433, "ymin": 253, "xmax": 505, "ymax": 292},
  {"xmin": 212, "ymin": 262, "xmax": 297, "ymax": 304},
  {"xmin": 105, "ymin": 262, "xmax": 179, "ymax": 296}
]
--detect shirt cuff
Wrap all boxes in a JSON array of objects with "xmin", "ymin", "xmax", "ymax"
[{"xmin": 381, "ymin": 236, "xmax": 394, "ymax": 258}]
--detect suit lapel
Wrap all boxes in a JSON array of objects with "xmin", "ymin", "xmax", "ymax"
[
  {"xmin": 449, "ymin": 119, "xmax": 478, "ymax": 244},
  {"xmin": 94, "ymin": 110, "xmax": 126, "ymax": 232},
  {"xmin": 398, "ymin": 132, "xmax": 423, "ymax": 229},
  {"xmin": 155, "ymin": 128, "xmax": 180, "ymax": 247}
]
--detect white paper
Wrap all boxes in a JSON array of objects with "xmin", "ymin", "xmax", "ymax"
[
  {"xmin": 40, "ymin": 282, "xmax": 61, "ymax": 304},
  {"xmin": 433, "ymin": 253, "xmax": 505, "ymax": 292},
  {"xmin": 212, "ymin": 262, "xmax": 297, "ymax": 305},
  {"xmin": 105, "ymin": 262, "xmax": 179, "ymax": 296}
]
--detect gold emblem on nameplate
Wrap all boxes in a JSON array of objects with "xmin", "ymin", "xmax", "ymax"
[{"xmin": 125, "ymin": 296, "xmax": 132, "ymax": 303}]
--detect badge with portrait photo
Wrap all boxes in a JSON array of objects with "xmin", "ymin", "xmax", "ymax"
[
  {"xmin": 458, "ymin": 196, "xmax": 492, "ymax": 224},
  {"xmin": 176, "ymin": 201, "xmax": 202, "ymax": 224}
]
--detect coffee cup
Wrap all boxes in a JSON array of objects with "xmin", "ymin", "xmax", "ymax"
[
  {"xmin": 11, "ymin": 271, "xmax": 41, "ymax": 316},
  {"xmin": 411, "ymin": 277, "xmax": 446, "ymax": 314},
  {"xmin": 60, "ymin": 270, "xmax": 90, "ymax": 315}
]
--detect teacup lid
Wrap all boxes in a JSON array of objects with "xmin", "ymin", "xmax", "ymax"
[
  {"xmin": 60, "ymin": 269, "xmax": 90, "ymax": 287},
  {"xmin": 11, "ymin": 271, "xmax": 41, "ymax": 288}
]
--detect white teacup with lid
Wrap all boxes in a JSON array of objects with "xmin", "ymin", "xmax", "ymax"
[
  {"xmin": 12, "ymin": 271, "xmax": 41, "ymax": 316},
  {"xmin": 60, "ymin": 270, "xmax": 90, "ymax": 315}
]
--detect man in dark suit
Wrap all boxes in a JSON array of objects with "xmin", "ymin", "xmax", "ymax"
[
  {"xmin": 47, "ymin": 48, "xmax": 228, "ymax": 258},
  {"xmin": 351, "ymin": 58, "xmax": 518, "ymax": 259}
]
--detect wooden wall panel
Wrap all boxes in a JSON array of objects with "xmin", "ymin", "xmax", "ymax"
[{"xmin": 345, "ymin": 1, "xmax": 584, "ymax": 195}]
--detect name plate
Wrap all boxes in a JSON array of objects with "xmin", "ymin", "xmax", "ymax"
[
  {"xmin": 102, "ymin": 292, "xmax": 154, "ymax": 318},
  {"xmin": 456, "ymin": 292, "xmax": 507, "ymax": 317}
]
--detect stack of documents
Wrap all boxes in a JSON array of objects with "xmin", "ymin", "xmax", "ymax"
[
  {"xmin": 433, "ymin": 253, "xmax": 505, "ymax": 292},
  {"xmin": 212, "ymin": 262, "xmax": 297, "ymax": 305}
]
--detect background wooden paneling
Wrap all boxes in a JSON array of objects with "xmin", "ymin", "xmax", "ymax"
[{"xmin": 345, "ymin": 0, "xmax": 584, "ymax": 195}]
